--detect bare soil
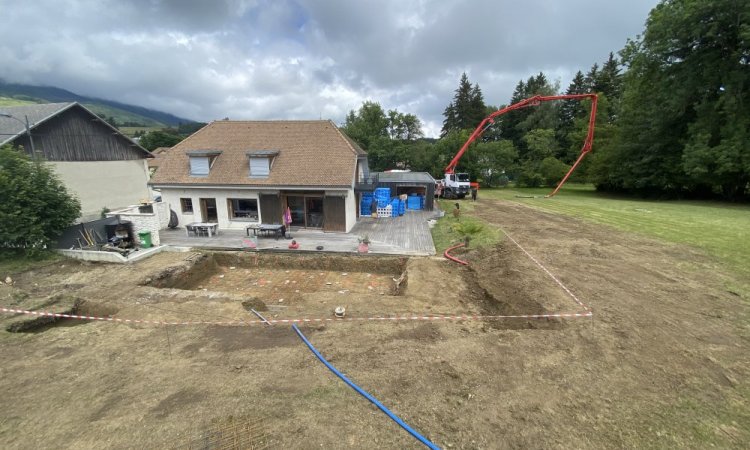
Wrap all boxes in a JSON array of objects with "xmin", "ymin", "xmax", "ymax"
[{"xmin": 0, "ymin": 198, "xmax": 748, "ymax": 449}]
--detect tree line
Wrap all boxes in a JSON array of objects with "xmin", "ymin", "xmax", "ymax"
[{"xmin": 342, "ymin": 0, "xmax": 749, "ymax": 201}]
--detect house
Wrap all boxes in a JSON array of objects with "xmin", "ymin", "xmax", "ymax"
[
  {"xmin": 147, "ymin": 146, "xmax": 171, "ymax": 177},
  {"xmin": 0, "ymin": 102, "xmax": 153, "ymax": 221},
  {"xmin": 149, "ymin": 120, "xmax": 368, "ymax": 233}
]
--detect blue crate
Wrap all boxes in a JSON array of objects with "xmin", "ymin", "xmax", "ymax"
[
  {"xmin": 407, "ymin": 196, "xmax": 422, "ymax": 210},
  {"xmin": 390, "ymin": 199, "xmax": 401, "ymax": 216}
]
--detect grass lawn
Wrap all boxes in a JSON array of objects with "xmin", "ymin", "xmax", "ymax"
[
  {"xmin": 479, "ymin": 184, "xmax": 750, "ymax": 296},
  {"xmin": 431, "ymin": 199, "xmax": 502, "ymax": 253},
  {"xmin": 0, "ymin": 251, "xmax": 65, "ymax": 278}
]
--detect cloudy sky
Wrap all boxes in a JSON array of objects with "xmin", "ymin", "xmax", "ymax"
[{"xmin": 0, "ymin": 0, "xmax": 659, "ymax": 137}]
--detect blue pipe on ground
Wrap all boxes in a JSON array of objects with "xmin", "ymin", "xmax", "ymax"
[{"xmin": 291, "ymin": 324, "xmax": 440, "ymax": 450}]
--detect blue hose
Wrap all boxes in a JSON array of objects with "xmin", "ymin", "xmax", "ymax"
[{"xmin": 291, "ymin": 324, "xmax": 440, "ymax": 450}]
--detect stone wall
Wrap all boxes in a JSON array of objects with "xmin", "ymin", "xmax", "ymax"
[
  {"xmin": 107, "ymin": 202, "xmax": 163, "ymax": 246},
  {"xmin": 156, "ymin": 201, "xmax": 170, "ymax": 229}
]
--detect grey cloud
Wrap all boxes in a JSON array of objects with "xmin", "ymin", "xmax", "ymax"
[{"xmin": 0, "ymin": 0, "xmax": 658, "ymax": 137}]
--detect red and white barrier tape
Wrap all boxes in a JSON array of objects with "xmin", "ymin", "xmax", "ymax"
[
  {"xmin": 0, "ymin": 306, "xmax": 591, "ymax": 327},
  {"xmin": 0, "ymin": 222, "xmax": 592, "ymax": 328},
  {"xmin": 498, "ymin": 227, "xmax": 590, "ymax": 312}
]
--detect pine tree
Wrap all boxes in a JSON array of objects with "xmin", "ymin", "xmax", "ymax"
[
  {"xmin": 584, "ymin": 63, "xmax": 600, "ymax": 92},
  {"xmin": 556, "ymin": 71, "xmax": 587, "ymax": 154},
  {"xmin": 441, "ymin": 73, "xmax": 486, "ymax": 136}
]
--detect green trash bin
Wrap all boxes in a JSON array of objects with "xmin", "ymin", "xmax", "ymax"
[{"xmin": 138, "ymin": 231, "xmax": 153, "ymax": 248}]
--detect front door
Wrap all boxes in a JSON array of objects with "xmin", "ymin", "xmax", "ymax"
[{"xmin": 200, "ymin": 198, "xmax": 218, "ymax": 222}]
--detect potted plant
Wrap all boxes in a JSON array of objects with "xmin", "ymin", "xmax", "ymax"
[{"xmin": 358, "ymin": 235, "xmax": 370, "ymax": 253}]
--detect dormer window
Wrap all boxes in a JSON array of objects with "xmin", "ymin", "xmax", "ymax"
[
  {"xmin": 246, "ymin": 150, "xmax": 279, "ymax": 178},
  {"xmin": 187, "ymin": 150, "xmax": 221, "ymax": 176}
]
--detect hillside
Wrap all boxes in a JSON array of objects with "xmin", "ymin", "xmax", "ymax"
[{"xmin": 0, "ymin": 81, "xmax": 194, "ymax": 127}]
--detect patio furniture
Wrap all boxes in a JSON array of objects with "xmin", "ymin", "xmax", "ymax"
[
  {"xmin": 246, "ymin": 223, "xmax": 284, "ymax": 239},
  {"xmin": 186, "ymin": 222, "xmax": 219, "ymax": 237}
]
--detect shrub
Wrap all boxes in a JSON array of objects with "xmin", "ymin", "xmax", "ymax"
[{"xmin": 0, "ymin": 145, "xmax": 81, "ymax": 255}]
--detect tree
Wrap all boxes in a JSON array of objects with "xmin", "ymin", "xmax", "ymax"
[
  {"xmin": 386, "ymin": 110, "xmax": 423, "ymax": 141},
  {"xmin": 342, "ymin": 101, "xmax": 427, "ymax": 171},
  {"xmin": 0, "ymin": 145, "xmax": 81, "ymax": 255},
  {"xmin": 474, "ymin": 140, "xmax": 518, "ymax": 186},
  {"xmin": 96, "ymin": 113, "xmax": 119, "ymax": 129},
  {"xmin": 502, "ymin": 72, "xmax": 559, "ymax": 148},
  {"xmin": 597, "ymin": 52, "xmax": 623, "ymax": 112},
  {"xmin": 596, "ymin": 0, "xmax": 750, "ymax": 199},
  {"xmin": 139, "ymin": 130, "xmax": 184, "ymax": 151},
  {"xmin": 557, "ymin": 71, "xmax": 588, "ymax": 151},
  {"xmin": 341, "ymin": 101, "xmax": 389, "ymax": 149},
  {"xmin": 441, "ymin": 73, "xmax": 487, "ymax": 136},
  {"xmin": 516, "ymin": 129, "xmax": 563, "ymax": 187}
]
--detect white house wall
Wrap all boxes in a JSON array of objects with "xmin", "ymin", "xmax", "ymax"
[
  {"xmin": 159, "ymin": 187, "xmax": 356, "ymax": 232},
  {"xmin": 52, "ymin": 160, "xmax": 151, "ymax": 221},
  {"xmin": 345, "ymin": 189, "xmax": 356, "ymax": 232}
]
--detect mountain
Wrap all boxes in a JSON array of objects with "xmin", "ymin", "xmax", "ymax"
[{"xmin": 0, "ymin": 81, "xmax": 195, "ymax": 127}]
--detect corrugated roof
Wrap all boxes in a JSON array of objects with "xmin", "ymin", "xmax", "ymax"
[
  {"xmin": 0, "ymin": 102, "xmax": 151, "ymax": 157},
  {"xmin": 0, "ymin": 103, "xmax": 76, "ymax": 145},
  {"xmin": 150, "ymin": 120, "xmax": 363, "ymax": 187},
  {"xmin": 376, "ymin": 171, "xmax": 436, "ymax": 183}
]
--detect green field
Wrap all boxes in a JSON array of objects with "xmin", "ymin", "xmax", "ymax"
[
  {"xmin": 119, "ymin": 126, "xmax": 164, "ymax": 138},
  {"xmin": 0, "ymin": 96, "xmax": 165, "ymax": 129},
  {"xmin": 81, "ymin": 103, "xmax": 164, "ymax": 128},
  {"xmin": 0, "ymin": 96, "xmax": 39, "ymax": 107},
  {"xmin": 474, "ymin": 184, "xmax": 750, "ymax": 297}
]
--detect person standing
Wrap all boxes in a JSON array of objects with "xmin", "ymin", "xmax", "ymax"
[{"xmin": 471, "ymin": 187, "xmax": 477, "ymax": 201}]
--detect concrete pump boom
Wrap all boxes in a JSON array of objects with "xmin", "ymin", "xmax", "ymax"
[{"xmin": 443, "ymin": 93, "xmax": 598, "ymax": 197}]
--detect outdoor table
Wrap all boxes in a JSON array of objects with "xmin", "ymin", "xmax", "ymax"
[
  {"xmin": 246, "ymin": 223, "xmax": 284, "ymax": 239},
  {"xmin": 186, "ymin": 222, "xmax": 219, "ymax": 237}
]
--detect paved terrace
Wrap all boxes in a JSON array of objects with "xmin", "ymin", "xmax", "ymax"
[{"xmin": 159, "ymin": 209, "xmax": 439, "ymax": 256}]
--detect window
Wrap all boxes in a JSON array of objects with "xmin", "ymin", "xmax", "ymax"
[
  {"xmin": 188, "ymin": 150, "xmax": 221, "ymax": 176},
  {"xmin": 180, "ymin": 198, "xmax": 193, "ymax": 213},
  {"xmin": 227, "ymin": 198, "xmax": 258, "ymax": 221},
  {"xmin": 246, "ymin": 150, "xmax": 278, "ymax": 178},
  {"xmin": 189, "ymin": 156, "xmax": 210, "ymax": 176},
  {"xmin": 249, "ymin": 157, "xmax": 270, "ymax": 177}
]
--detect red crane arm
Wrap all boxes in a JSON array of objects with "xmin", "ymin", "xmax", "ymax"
[{"xmin": 443, "ymin": 93, "xmax": 598, "ymax": 197}]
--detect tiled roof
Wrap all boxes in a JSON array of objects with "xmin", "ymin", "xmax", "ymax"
[
  {"xmin": 147, "ymin": 147, "xmax": 171, "ymax": 168},
  {"xmin": 150, "ymin": 120, "xmax": 363, "ymax": 188}
]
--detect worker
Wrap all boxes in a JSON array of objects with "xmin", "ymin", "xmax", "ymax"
[{"xmin": 452, "ymin": 202, "xmax": 460, "ymax": 220}]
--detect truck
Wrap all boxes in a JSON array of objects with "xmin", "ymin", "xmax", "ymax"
[
  {"xmin": 440, "ymin": 93, "xmax": 598, "ymax": 198},
  {"xmin": 438, "ymin": 172, "xmax": 471, "ymax": 199}
]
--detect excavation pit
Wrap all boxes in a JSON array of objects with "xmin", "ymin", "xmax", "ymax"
[{"xmin": 150, "ymin": 253, "xmax": 409, "ymax": 302}]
